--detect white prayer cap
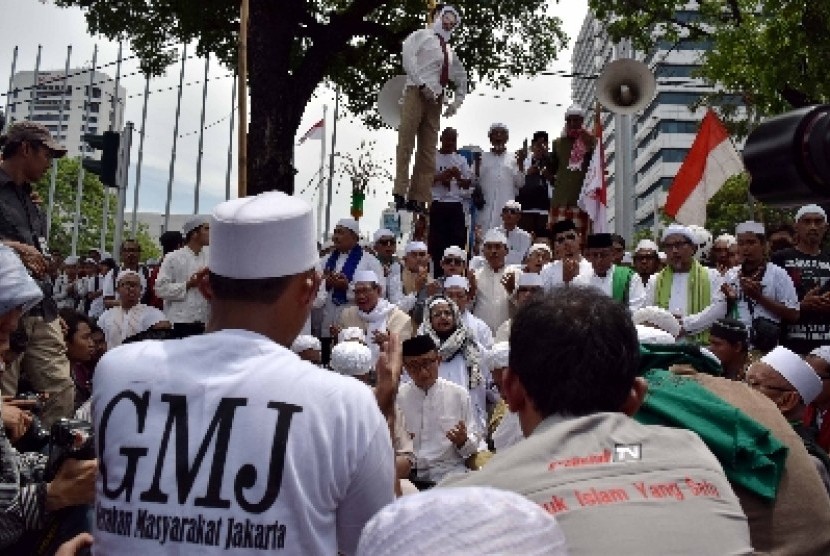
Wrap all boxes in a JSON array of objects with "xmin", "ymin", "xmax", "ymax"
[
  {"xmin": 116, "ymin": 270, "xmax": 141, "ymax": 285},
  {"xmin": 63, "ymin": 255, "xmax": 79, "ymax": 265},
  {"xmin": 405, "ymin": 241, "xmax": 428, "ymax": 255},
  {"xmin": 662, "ymin": 223, "xmax": 695, "ymax": 244},
  {"xmin": 565, "ymin": 104, "xmax": 585, "ymax": 117},
  {"xmin": 488, "ymin": 122, "xmax": 509, "ymax": 134},
  {"xmin": 443, "ymin": 275, "xmax": 470, "ymax": 291},
  {"xmin": 373, "ymin": 228, "xmax": 395, "ymax": 243},
  {"xmin": 210, "ymin": 192, "xmax": 317, "ymax": 279},
  {"xmin": 635, "ymin": 239, "xmax": 658, "ymax": 253},
  {"xmin": 658, "ymin": 251, "xmax": 667, "ymax": 262},
  {"xmin": 0, "ymin": 245, "xmax": 43, "ymax": 316},
  {"xmin": 88, "ymin": 247, "xmax": 101, "ymax": 254},
  {"xmin": 714, "ymin": 234, "xmax": 737, "ymax": 248},
  {"xmin": 635, "ymin": 324, "xmax": 676, "ymax": 345},
  {"xmin": 483, "ymin": 229, "xmax": 508, "ymax": 245},
  {"xmin": 735, "ymin": 221, "xmax": 765, "ymax": 236},
  {"xmin": 810, "ymin": 346, "xmax": 830, "ymax": 366},
  {"xmin": 336, "ymin": 217, "xmax": 360, "ymax": 236},
  {"xmin": 761, "ymin": 346, "xmax": 822, "ymax": 405},
  {"xmin": 145, "ymin": 258, "xmax": 160, "ymax": 266},
  {"xmin": 83, "ymin": 258, "xmax": 97, "ymax": 265},
  {"xmin": 528, "ymin": 243, "xmax": 552, "ymax": 256},
  {"xmin": 101, "ymin": 252, "xmax": 112, "ymax": 259},
  {"xmin": 353, "ymin": 270, "xmax": 380, "ymax": 285},
  {"xmin": 518, "ymin": 272, "xmax": 544, "ymax": 288},
  {"xmin": 621, "ymin": 251, "xmax": 633, "ymax": 265},
  {"xmin": 443, "ymin": 245, "xmax": 466, "ymax": 259},
  {"xmin": 795, "ymin": 204, "xmax": 827, "ymax": 222},
  {"xmin": 290, "ymin": 334, "xmax": 321, "ymax": 354},
  {"xmin": 338, "ymin": 327, "xmax": 366, "ymax": 344},
  {"xmin": 330, "ymin": 341, "xmax": 373, "ymax": 377},
  {"xmin": 356, "ymin": 486, "xmax": 568, "ymax": 556},
  {"xmin": 632, "ymin": 306, "xmax": 681, "ymax": 339},
  {"xmin": 503, "ymin": 199, "xmax": 522, "ymax": 211},
  {"xmin": 488, "ymin": 342, "xmax": 510, "ymax": 370},
  {"xmin": 182, "ymin": 214, "xmax": 210, "ymax": 236}
]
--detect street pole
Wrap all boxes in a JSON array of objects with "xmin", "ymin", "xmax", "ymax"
[{"xmin": 70, "ymin": 44, "xmax": 97, "ymax": 257}]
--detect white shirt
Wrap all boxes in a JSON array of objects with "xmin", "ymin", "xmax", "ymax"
[
  {"xmin": 645, "ymin": 266, "xmax": 727, "ymax": 335},
  {"xmin": 492, "ymin": 411, "xmax": 523, "ymax": 452},
  {"xmin": 102, "ymin": 267, "xmax": 148, "ymax": 302},
  {"xmin": 723, "ymin": 262, "xmax": 799, "ymax": 326},
  {"xmin": 476, "ymin": 152, "xmax": 523, "ymax": 232},
  {"xmin": 573, "ymin": 264, "xmax": 647, "ymax": 312},
  {"xmin": 91, "ymin": 329, "xmax": 394, "ymax": 556},
  {"xmin": 496, "ymin": 225, "xmax": 532, "ymax": 266},
  {"xmin": 433, "ymin": 152, "xmax": 473, "ymax": 203},
  {"xmin": 318, "ymin": 250, "xmax": 385, "ymax": 338},
  {"xmin": 97, "ymin": 303, "xmax": 167, "ymax": 349},
  {"xmin": 397, "ymin": 378, "xmax": 479, "ymax": 482},
  {"xmin": 154, "ymin": 245, "xmax": 210, "ymax": 324},
  {"xmin": 86, "ymin": 273, "xmax": 106, "ymax": 319},
  {"xmin": 473, "ymin": 264, "xmax": 513, "ymax": 333},
  {"xmin": 541, "ymin": 257, "xmax": 593, "ymax": 291},
  {"xmin": 462, "ymin": 310, "xmax": 494, "ymax": 350},
  {"xmin": 53, "ymin": 273, "xmax": 83, "ymax": 311},
  {"xmin": 402, "ymin": 29, "xmax": 467, "ymax": 101}
]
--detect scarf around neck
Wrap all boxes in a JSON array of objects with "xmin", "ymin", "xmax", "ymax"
[
  {"xmin": 566, "ymin": 128, "xmax": 588, "ymax": 171},
  {"xmin": 325, "ymin": 245, "xmax": 363, "ymax": 305},
  {"xmin": 423, "ymin": 298, "xmax": 483, "ymax": 388},
  {"xmin": 654, "ymin": 260, "xmax": 711, "ymax": 344}
]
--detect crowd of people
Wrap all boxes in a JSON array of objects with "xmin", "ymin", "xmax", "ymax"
[{"xmin": 2, "ymin": 113, "xmax": 830, "ymax": 554}]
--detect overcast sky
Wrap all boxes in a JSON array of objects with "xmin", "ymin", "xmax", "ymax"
[{"xmin": 0, "ymin": 0, "xmax": 589, "ymax": 238}]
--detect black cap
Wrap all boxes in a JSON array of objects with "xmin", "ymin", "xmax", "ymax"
[
  {"xmin": 532, "ymin": 131, "xmax": 549, "ymax": 143},
  {"xmin": 402, "ymin": 335, "xmax": 437, "ymax": 357},
  {"xmin": 551, "ymin": 220, "xmax": 576, "ymax": 236},
  {"xmin": 710, "ymin": 318, "xmax": 748, "ymax": 344},
  {"xmin": 585, "ymin": 233, "xmax": 613, "ymax": 249}
]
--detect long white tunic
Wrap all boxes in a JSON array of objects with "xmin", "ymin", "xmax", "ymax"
[
  {"xmin": 473, "ymin": 264, "xmax": 513, "ymax": 334},
  {"xmin": 154, "ymin": 245, "xmax": 210, "ymax": 324},
  {"xmin": 644, "ymin": 267, "xmax": 727, "ymax": 335},
  {"xmin": 541, "ymin": 257, "xmax": 593, "ymax": 291},
  {"xmin": 476, "ymin": 152, "xmax": 523, "ymax": 232},
  {"xmin": 97, "ymin": 303, "xmax": 167, "ymax": 349},
  {"xmin": 462, "ymin": 310, "xmax": 494, "ymax": 350},
  {"xmin": 573, "ymin": 264, "xmax": 647, "ymax": 311},
  {"xmin": 495, "ymin": 225, "xmax": 532, "ymax": 266}
]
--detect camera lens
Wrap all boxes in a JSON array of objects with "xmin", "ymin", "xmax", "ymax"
[{"xmin": 744, "ymin": 105, "xmax": 830, "ymax": 206}]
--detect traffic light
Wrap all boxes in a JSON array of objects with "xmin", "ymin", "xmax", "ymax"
[{"xmin": 82, "ymin": 130, "xmax": 120, "ymax": 187}]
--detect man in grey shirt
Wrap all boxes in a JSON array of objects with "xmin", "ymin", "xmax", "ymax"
[{"xmin": 441, "ymin": 286, "xmax": 753, "ymax": 555}]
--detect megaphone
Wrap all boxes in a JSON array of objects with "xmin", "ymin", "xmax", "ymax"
[
  {"xmin": 377, "ymin": 75, "xmax": 408, "ymax": 129},
  {"xmin": 596, "ymin": 59, "xmax": 656, "ymax": 115}
]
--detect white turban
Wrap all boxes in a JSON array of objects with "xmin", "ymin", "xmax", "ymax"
[
  {"xmin": 565, "ymin": 104, "xmax": 584, "ymax": 117},
  {"xmin": 336, "ymin": 217, "xmax": 360, "ymax": 236},
  {"xmin": 713, "ymin": 234, "xmax": 737, "ymax": 248},
  {"xmin": 443, "ymin": 275, "xmax": 469, "ymax": 291},
  {"xmin": 632, "ymin": 306, "xmax": 681, "ymax": 339},
  {"xmin": 662, "ymin": 223, "xmax": 695, "ymax": 244},
  {"xmin": 635, "ymin": 324, "xmax": 676, "ymax": 345},
  {"xmin": 795, "ymin": 204, "xmax": 827, "ymax": 222},
  {"xmin": 291, "ymin": 335, "xmax": 321, "ymax": 354},
  {"xmin": 338, "ymin": 327, "xmax": 366, "ymax": 344},
  {"xmin": 373, "ymin": 228, "xmax": 395, "ymax": 243},
  {"xmin": 635, "ymin": 239, "xmax": 659, "ymax": 253},
  {"xmin": 0, "ymin": 245, "xmax": 43, "ymax": 316},
  {"xmin": 761, "ymin": 346, "xmax": 823, "ymax": 405},
  {"xmin": 484, "ymin": 342, "xmax": 510, "ymax": 373},
  {"xmin": 330, "ymin": 342, "xmax": 373, "ymax": 377}
]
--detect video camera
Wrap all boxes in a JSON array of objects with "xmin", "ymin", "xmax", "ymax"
[
  {"xmin": 744, "ymin": 105, "xmax": 830, "ymax": 206},
  {"xmin": 45, "ymin": 418, "xmax": 95, "ymax": 481}
]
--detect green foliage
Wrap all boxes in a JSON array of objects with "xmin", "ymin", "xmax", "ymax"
[
  {"xmin": 704, "ymin": 173, "xmax": 794, "ymax": 236},
  {"xmin": 34, "ymin": 157, "xmax": 160, "ymax": 259},
  {"xmin": 589, "ymin": 0, "xmax": 830, "ymax": 116}
]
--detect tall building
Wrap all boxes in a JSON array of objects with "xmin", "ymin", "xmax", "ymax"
[
  {"xmin": 571, "ymin": 9, "xmax": 744, "ymax": 233},
  {"xmin": 6, "ymin": 69, "xmax": 126, "ymax": 158}
]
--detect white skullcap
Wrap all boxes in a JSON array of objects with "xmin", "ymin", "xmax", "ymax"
[
  {"xmin": 488, "ymin": 342, "xmax": 510, "ymax": 371},
  {"xmin": 488, "ymin": 122, "xmax": 509, "ymax": 134},
  {"xmin": 182, "ymin": 214, "xmax": 210, "ymax": 235},
  {"xmin": 761, "ymin": 346, "xmax": 822, "ymax": 405},
  {"xmin": 353, "ymin": 270, "xmax": 380, "ymax": 285},
  {"xmin": 373, "ymin": 228, "xmax": 395, "ymax": 243},
  {"xmin": 658, "ymin": 251, "xmax": 667, "ymax": 262},
  {"xmin": 338, "ymin": 327, "xmax": 366, "ymax": 344},
  {"xmin": 714, "ymin": 234, "xmax": 737, "ymax": 248},
  {"xmin": 83, "ymin": 258, "xmax": 97, "ymax": 265},
  {"xmin": 290, "ymin": 334, "xmax": 321, "ymax": 354},
  {"xmin": 63, "ymin": 255, "xmax": 79, "ymax": 265},
  {"xmin": 622, "ymin": 251, "xmax": 633, "ymax": 265},
  {"xmin": 810, "ymin": 346, "xmax": 830, "ymax": 366},
  {"xmin": 330, "ymin": 341, "xmax": 373, "ymax": 377},
  {"xmin": 735, "ymin": 221, "xmax": 765, "ymax": 236},
  {"xmin": 210, "ymin": 192, "xmax": 317, "ymax": 279},
  {"xmin": 635, "ymin": 239, "xmax": 658, "ymax": 253},
  {"xmin": 503, "ymin": 199, "xmax": 522, "ymax": 211},
  {"xmin": 116, "ymin": 270, "xmax": 141, "ymax": 285},
  {"xmin": 528, "ymin": 243, "xmax": 552, "ymax": 256},
  {"xmin": 88, "ymin": 247, "xmax": 101, "ymax": 254},
  {"xmin": 101, "ymin": 251, "xmax": 112, "ymax": 259},
  {"xmin": 632, "ymin": 306, "xmax": 681, "ymax": 339},
  {"xmin": 662, "ymin": 223, "xmax": 695, "ymax": 244},
  {"xmin": 443, "ymin": 275, "xmax": 470, "ymax": 291},
  {"xmin": 483, "ymin": 229, "xmax": 508, "ymax": 245},
  {"xmin": 356, "ymin": 486, "xmax": 568, "ymax": 556},
  {"xmin": 145, "ymin": 258, "xmax": 159, "ymax": 266},
  {"xmin": 405, "ymin": 241, "xmax": 428, "ymax": 255},
  {"xmin": 443, "ymin": 245, "xmax": 466, "ymax": 259},
  {"xmin": 635, "ymin": 324, "xmax": 676, "ymax": 345},
  {"xmin": 0, "ymin": 245, "xmax": 43, "ymax": 316},
  {"xmin": 565, "ymin": 104, "xmax": 584, "ymax": 117},
  {"xmin": 795, "ymin": 204, "xmax": 827, "ymax": 222},
  {"xmin": 336, "ymin": 217, "xmax": 360, "ymax": 236},
  {"xmin": 518, "ymin": 272, "xmax": 544, "ymax": 288}
]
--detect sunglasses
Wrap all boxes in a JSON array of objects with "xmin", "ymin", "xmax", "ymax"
[
  {"xmin": 443, "ymin": 257, "xmax": 464, "ymax": 265},
  {"xmin": 502, "ymin": 208, "xmax": 521, "ymax": 214},
  {"xmin": 376, "ymin": 238, "xmax": 395, "ymax": 246},
  {"xmin": 555, "ymin": 233, "xmax": 577, "ymax": 243}
]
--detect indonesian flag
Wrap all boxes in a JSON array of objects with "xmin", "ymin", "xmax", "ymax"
[
  {"xmin": 577, "ymin": 105, "xmax": 608, "ymax": 233},
  {"xmin": 664, "ymin": 110, "xmax": 744, "ymax": 226},
  {"xmin": 297, "ymin": 118, "xmax": 325, "ymax": 145}
]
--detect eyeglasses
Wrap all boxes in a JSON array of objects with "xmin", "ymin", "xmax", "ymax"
[
  {"xmin": 502, "ymin": 208, "xmax": 521, "ymax": 214},
  {"xmin": 442, "ymin": 257, "xmax": 464, "ymax": 265},
  {"xmin": 555, "ymin": 233, "xmax": 577, "ymax": 243},
  {"xmin": 376, "ymin": 238, "xmax": 395, "ymax": 246},
  {"xmin": 431, "ymin": 309, "xmax": 454, "ymax": 318},
  {"xmin": 405, "ymin": 357, "xmax": 437, "ymax": 372},
  {"xmin": 662, "ymin": 241, "xmax": 691, "ymax": 250},
  {"xmin": 118, "ymin": 282, "xmax": 141, "ymax": 289},
  {"xmin": 517, "ymin": 287, "xmax": 541, "ymax": 294},
  {"xmin": 745, "ymin": 379, "xmax": 795, "ymax": 393}
]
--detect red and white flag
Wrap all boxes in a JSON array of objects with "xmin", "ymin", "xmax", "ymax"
[
  {"xmin": 577, "ymin": 106, "xmax": 608, "ymax": 233},
  {"xmin": 297, "ymin": 118, "xmax": 325, "ymax": 145},
  {"xmin": 664, "ymin": 110, "xmax": 744, "ymax": 226}
]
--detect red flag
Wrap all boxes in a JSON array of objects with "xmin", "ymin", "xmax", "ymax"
[
  {"xmin": 664, "ymin": 110, "xmax": 744, "ymax": 226},
  {"xmin": 298, "ymin": 118, "xmax": 325, "ymax": 145},
  {"xmin": 577, "ymin": 105, "xmax": 608, "ymax": 232}
]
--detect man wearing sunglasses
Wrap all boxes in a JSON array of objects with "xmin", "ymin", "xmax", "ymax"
[
  {"xmin": 540, "ymin": 219, "xmax": 592, "ymax": 291},
  {"xmin": 494, "ymin": 200, "xmax": 531, "ymax": 266}
]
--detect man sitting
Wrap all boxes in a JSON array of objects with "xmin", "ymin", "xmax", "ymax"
[
  {"xmin": 97, "ymin": 270, "xmax": 170, "ymax": 349},
  {"xmin": 440, "ymin": 286, "xmax": 752, "ymax": 554}
]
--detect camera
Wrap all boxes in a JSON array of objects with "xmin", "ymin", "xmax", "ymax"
[
  {"xmin": 13, "ymin": 392, "xmax": 50, "ymax": 453},
  {"xmin": 744, "ymin": 105, "xmax": 830, "ymax": 206},
  {"xmin": 45, "ymin": 418, "xmax": 95, "ymax": 481}
]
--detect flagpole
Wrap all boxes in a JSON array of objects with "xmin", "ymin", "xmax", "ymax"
[
  {"xmin": 71, "ymin": 44, "xmax": 97, "ymax": 258},
  {"xmin": 131, "ymin": 73, "xmax": 150, "ymax": 236},
  {"xmin": 324, "ymin": 86, "xmax": 340, "ymax": 241},
  {"xmin": 47, "ymin": 45, "xmax": 71, "ymax": 243},
  {"xmin": 237, "ymin": 0, "xmax": 249, "ymax": 197},
  {"xmin": 164, "ymin": 44, "xmax": 187, "ymax": 233},
  {"xmin": 225, "ymin": 73, "xmax": 236, "ymax": 201},
  {"xmin": 317, "ymin": 105, "xmax": 328, "ymax": 242},
  {"xmin": 3, "ymin": 46, "xmax": 17, "ymax": 133},
  {"xmin": 194, "ymin": 56, "xmax": 210, "ymax": 214},
  {"xmin": 29, "ymin": 45, "xmax": 41, "ymax": 121}
]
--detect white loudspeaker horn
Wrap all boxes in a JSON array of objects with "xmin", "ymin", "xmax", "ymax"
[
  {"xmin": 596, "ymin": 59, "xmax": 657, "ymax": 115},
  {"xmin": 377, "ymin": 75, "xmax": 409, "ymax": 129}
]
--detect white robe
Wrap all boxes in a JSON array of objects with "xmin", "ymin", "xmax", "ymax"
[
  {"xmin": 644, "ymin": 267, "xmax": 727, "ymax": 335},
  {"xmin": 473, "ymin": 264, "xmax": 513, "ymax": 334},
  {"xmin": 477, "ymin": 152, "xmax": 523, "ymax": 232},
  {"xmin": 573, "ymin": 264, "xmax": 647, "ymax": 312}
]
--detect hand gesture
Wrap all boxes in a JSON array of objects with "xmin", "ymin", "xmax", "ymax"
[
  {"xmin": 426, "ymin": 280, "xmax": 442, "ymax": 297},
  {"xmin": 374, "ymin": 332, "xmax": 402, "ymax": 416},
  {"xmin": 501, "ymin": 271, "xmax": 516, "ymax": 294},
  {"xmin": 1, "ymin": 404, "xmax": 32, "ymax": 443},
  {"xmin": 720, "ymin": 282, "xmax": 738, "ymax": 302},
  {"xmin": 739, "ymin": 277, "xmax": 762, "ymax": 300},
  {"xmin": 562, "ymin": 257, "xmax": 579, "ymax": 283},
  {"xmin": 446, "ymin": 420, "xmax": 468, "ymax": 448},
  {"xmin": 801, "ymin": 286, "xmax": 830, "ymax": 313},
  {"xmin": 187, "ymin": 267, "xmax": 209, "ymax": 289},
  {"xmin": 415, "ymin": 266, "xmax": 430, "ymax": 291}
]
